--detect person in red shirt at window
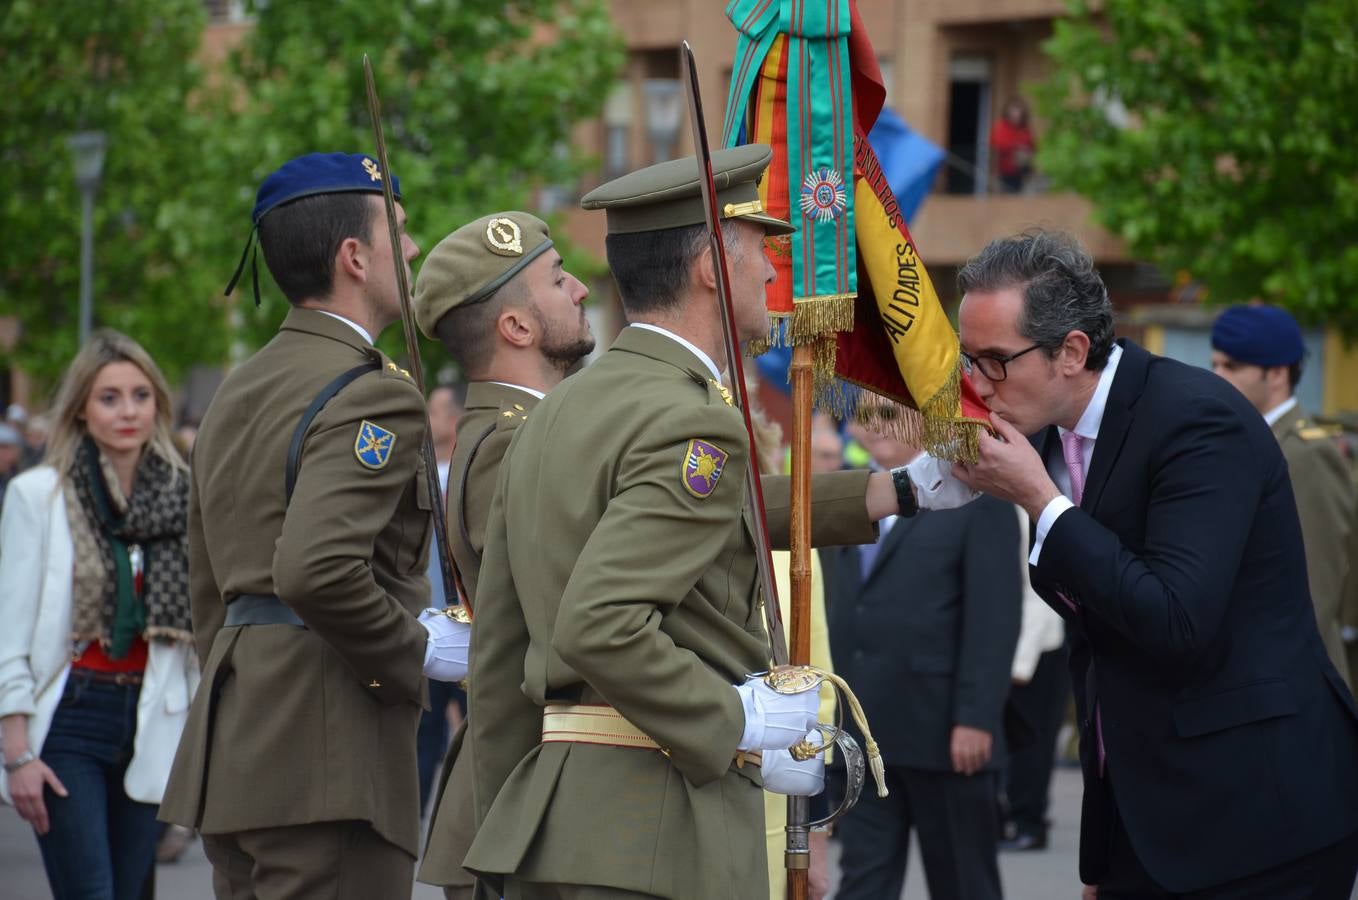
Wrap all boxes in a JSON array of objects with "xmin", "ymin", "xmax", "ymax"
[{"xmin": 991, "ymin": 98, "xmax": 1036, "ymax": 193}]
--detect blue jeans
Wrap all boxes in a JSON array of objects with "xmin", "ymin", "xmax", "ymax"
[
  {"xmin": 416, "ymin": 679, "xmax": 465, "ymax": 813},
  {"xmin": 35, "ymin": 670, "xmax": 160, "ymax": 900}
]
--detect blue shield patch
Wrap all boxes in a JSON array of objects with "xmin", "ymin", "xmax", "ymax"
[
  {"xmin": 354, "ymin": 420, "xmax": 396, "ymax": 470},
  {"xmin": 682, "ymin": 439, "xmax": 728, "ymax": 499}
]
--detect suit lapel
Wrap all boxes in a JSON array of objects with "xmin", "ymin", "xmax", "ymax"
[{"xmin": 1082, "ymin": 340, "xmax": 1147, "ymax": 514}]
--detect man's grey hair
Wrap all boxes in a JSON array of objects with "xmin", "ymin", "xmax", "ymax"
[{"xmin": 956, "ymin": 229, "xmax": 1115, "ymax": 370}]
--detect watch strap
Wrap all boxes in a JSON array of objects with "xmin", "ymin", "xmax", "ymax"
[{"xmin": 890, "ymin": 465, "xmax": 919, "ymax": 517}]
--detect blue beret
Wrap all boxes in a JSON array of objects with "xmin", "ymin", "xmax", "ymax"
[
  {"xmin": 1210, "ymin": 305, "xmax": 1304, "ymax": 367},
  {"xmin": 252, "ymin": 152, "xmax": 401, "ymax": 224}
]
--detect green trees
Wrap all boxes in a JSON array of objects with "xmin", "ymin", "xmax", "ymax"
[
  {"xmin": 1040, "ymin": 0, "xmax": 1358, "ymax": 331},
  {"xmin": 1, "ymin": 0, "xmax": 228, "ymax": 387},
  {"xmin": 2, "ymin": 0, "xmax": 622, "ymax": 394},
  {"xmin": 222, "ymin": 0, "xmax": 624, "ymax": 369}
]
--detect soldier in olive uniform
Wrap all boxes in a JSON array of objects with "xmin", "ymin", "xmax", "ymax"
[
  {"xmin": 1212, "ymin": 304, "xmax": 1356, "ymax": 685},
  {"xmin": 159, "ymin": 153, "xmax": 470, "ymax": 899},
  {"xmin": 461, "ymin": 146, "xmax": 966, "ymax": 899},
  {"xmin": 411, "ymin": 212, "xmax": 594, "ymax": 898}
]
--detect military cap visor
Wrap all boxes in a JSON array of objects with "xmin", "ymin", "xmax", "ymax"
[{"xmin": 581, "ymin": 144, "xmax": 794, "ymax": 236}]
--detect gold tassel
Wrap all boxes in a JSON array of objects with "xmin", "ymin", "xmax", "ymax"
[
  {"xmin": 771, "ymin": 665, "xmax": 890, "ymax": 800},
  {"xmin": 834, "ymin": 365, "xmax": 986, "ymax": 464},
  {"xmin": 787, "ymin": 292, "xmax": 855, "ymax": 344}
]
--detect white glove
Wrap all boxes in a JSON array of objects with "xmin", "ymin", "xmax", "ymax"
[
  {"xmin": 903, "ymin": 453, "xmax": 980, "ymax": 510},
  {"xmin": 418, "ymin": 608, "xmax": 471, "ymax": 682},
  {"xmin": 760, "ymin": 735, "xmax": 827, "ymax": 796},
  {"xmin": 735, "ymin": 677, "xmax": 819, "ymax": 751}
]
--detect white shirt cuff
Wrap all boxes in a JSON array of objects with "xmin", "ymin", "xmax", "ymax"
[{"xmin": 1028, "ymin": 496, "xmax": 1075, "ymax": 566}]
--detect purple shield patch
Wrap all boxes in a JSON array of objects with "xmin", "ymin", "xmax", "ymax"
[{"xmin": 682, "ymin": 439, "xmax": 728, "ymax": 499}]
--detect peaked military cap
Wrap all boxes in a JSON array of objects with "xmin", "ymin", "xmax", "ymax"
[
  {"xmin": 1211, "ymin": 304, "xmax": 1305, "ymax": 367},
  {"xmin": 581, "ymin": 144, "xmax": 794, "ymax": 236},
  {"xmin": 413, "ymin": 212, "xmax": 554, "ymax": 338},
  {"xmin": 253, "ymin": 152, "xmax": 400, "ymax": 224}
]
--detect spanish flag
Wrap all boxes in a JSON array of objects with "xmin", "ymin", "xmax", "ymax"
[{"xmin": 724, "ymin": 0, "xmax": 988, "ymax": 458}]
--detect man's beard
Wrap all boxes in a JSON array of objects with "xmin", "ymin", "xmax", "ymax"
[{"xmin": 536, "ymin": 308, "xmax": 596, "ymax": 374}]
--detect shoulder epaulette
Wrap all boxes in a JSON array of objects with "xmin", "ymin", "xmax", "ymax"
[{"xmin": 1298, "ymin": 425, "xmax": 1340, "ymax": 441}]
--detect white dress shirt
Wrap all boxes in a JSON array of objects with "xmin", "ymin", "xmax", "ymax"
[
  {"xmin": 1029, "ymin": 343, "xmax": 1123, "ymax": 566},
  {"xmin": 489, "ymin": 381, "xmax": 547, "ymax": 400},
  {"xmin": 317, "ymin": 309, "xmax": 374, "ymax": 345},
  {"xmin": 1262, "ymin": 396, "xmax": 1298, "ymax": 427}
]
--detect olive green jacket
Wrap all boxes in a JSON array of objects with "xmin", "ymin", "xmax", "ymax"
[
  {"xmin": 420, "ymin": 381, "xmax": 538, "ymax": 892},
  {"xmin": 1274, "ymin": 410, "xmax": 1355, "ymax": 685},
  {"xmin": 159, "ymin": 309, "xmax": 433, "ymax": 856},
  {"xmin": 463, "ymin": 326, "xmax": 875, "ymax": 898}
]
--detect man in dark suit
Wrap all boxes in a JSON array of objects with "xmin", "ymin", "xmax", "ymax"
[
  {"xmin": 828, "ymin": 421, "xmax": 1021, "ymax": 900},
  {"xmin": 952, "ymin": 230, "xmax": 1358, "ymax": 899}
]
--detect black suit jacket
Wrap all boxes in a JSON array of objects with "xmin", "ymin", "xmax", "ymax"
[
  {"xmin": 1032, "ymin": 340, "xmax": 1358, "ymax": 892},
  {"xmin": 827, "ymin": 494, "xmax": 1021, "ymax": 772}
]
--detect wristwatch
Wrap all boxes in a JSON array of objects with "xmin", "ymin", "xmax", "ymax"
[
  {"xmin": 4, "ymin": 750, "xmax": 37, "ymax": 772},
  {"xmin": 889, "ymin": 465, "xmax": 920, "ymax": 517}
]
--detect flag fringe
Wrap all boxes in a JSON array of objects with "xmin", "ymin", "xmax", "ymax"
[{"xmin": 818, "ymin": 366, "xmax": 984, "ymax": 464}]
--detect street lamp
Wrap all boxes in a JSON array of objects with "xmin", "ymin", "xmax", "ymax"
[{"xmin": 68, "ymin": 130, "xmax": 107, "ymax": 346}]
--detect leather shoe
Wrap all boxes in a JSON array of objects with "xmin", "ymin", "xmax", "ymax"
[{"xmin": 999, "ymin": 832, "xmax": 1047, "ymax": 852}]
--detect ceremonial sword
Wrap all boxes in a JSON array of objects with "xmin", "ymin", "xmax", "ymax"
[
  {"xmin": 362, "ymin": 55, "xmax": 472, "ymax": 616},
  {"xmin": 678, "ymin": 40, "xmax": 790, "ymax": 670}
]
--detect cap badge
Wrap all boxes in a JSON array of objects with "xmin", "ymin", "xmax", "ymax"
[
  {"xmin": 362, "ymin": 158, "xmax": 383, "ymax": 182},
  {"xmin": 485, "ymin": 217, "xmax": 524, "ymax": 256},
  {"xmin": 799, "ymin": 167, "xmax": 846, "ymax": 223},
  {"xmin": 354, "ymin": 420, "xmax": 396, "ymax": 470},
  {"xmin": 682, "ymin": 439, "xmax": 728, "ymax": 499}
]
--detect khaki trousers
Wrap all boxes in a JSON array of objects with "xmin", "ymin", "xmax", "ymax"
[{"xmin": 202, "ymin": 820, "xmax": 413, "ymax": 900}]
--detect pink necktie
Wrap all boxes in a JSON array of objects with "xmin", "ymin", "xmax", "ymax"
[
  {"xmin": 1061, "ymin": 430, "xmax": 1086, "ymax": 506},
  {"xmin": 1060, "ymin": 430, "xmax": 1106, "ymax": 773},
  {"xmin": 1054, "ymin": 431, "xmax": 1085, "ymax": 612}
]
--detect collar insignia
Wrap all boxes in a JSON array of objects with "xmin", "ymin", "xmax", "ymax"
[
  {"xmin": 708, "ymin": 379, "xmax": 734, "ymax": 407},
  {"xmin": 682, "ymin": 439, "xmax": 728, "ymax": 499},
  {"xmin": 355, "ymin": 419, "xmax": 396, "ymax": 470}
]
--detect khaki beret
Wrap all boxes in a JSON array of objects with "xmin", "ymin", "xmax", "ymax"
[
  {"xmin": 414, "ymin": 211, "xmax": 554, "ymax": 338},
  {"xmin": 580, "ymin": 144, "xmax": 794, "ymax": 236}
]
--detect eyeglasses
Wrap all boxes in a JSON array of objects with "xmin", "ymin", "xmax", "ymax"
[{"xmin": 959, "ymin": 343, "xmax": 1044, "ymax": 383}]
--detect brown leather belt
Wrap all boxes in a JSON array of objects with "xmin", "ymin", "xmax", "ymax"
[
  {"xmin": 541, "ymin": 703, "xmax": 762, "ymax": 769},
  {"xmin": 71, "ymin": 668, "xmax": 143, "ymax": 686}
]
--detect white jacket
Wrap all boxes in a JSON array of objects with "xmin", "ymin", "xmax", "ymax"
[
  {"xmin": 1011, "ymin": 506, "xmax": 1064, "ymax": 682},
  {"xmin": 0, "ymin": 466, "xmax": 199, "ymax": 805}
]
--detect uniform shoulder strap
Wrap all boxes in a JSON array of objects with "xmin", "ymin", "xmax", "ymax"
[
  {"xmin": 456, "ymin": 422, "xmax": 498, "ymax": 562},
  {"xmin": 286, "ymin": 360, "xmax": 381, "ymax": 504}
]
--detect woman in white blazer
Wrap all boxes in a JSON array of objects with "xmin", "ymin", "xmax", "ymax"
[{"xmin": 0, "ymin": 331, "xmax": 199, "ymax": 900}]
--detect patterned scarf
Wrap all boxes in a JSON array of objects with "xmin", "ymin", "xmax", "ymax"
[{"xmin": 67, "ymin": 437, "xmax": 192, "ymax": 655}]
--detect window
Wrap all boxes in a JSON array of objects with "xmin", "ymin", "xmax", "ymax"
[{"xmin": 945, "ymin": 56, "xmax": 991, "ymax": 196}]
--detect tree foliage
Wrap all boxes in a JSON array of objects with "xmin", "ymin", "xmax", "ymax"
[
  {"xmin": 0, "ymin": 0, "xmax": 230, "ymax": 391},
  {"xmin": 1038, "ymin": 0, "xmax": 1358, "ymax": 332},
  {"xmin": 215, "ymin": 0, "xmax": 624, "ymax": 376},
  {"xmin": 1, "ymin": 0, "xmax": 623, "ymax": 397}
]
